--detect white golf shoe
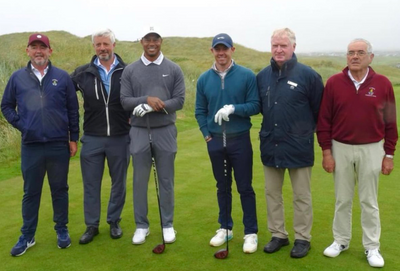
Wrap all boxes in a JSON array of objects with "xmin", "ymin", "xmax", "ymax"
[
  {"xmin": 243, "ymin": 233, "xmax": 258, "ymax": 253},
  {"xmin": 366, "ymin": 248, "xmax": 384, "ymax": 267},
  {"xmin": 210, "ymin": 228, "xmax": 233, "ymax": 247},
  {"xmin": 132, "ymin": 228, "xmax": 150, "ymax": 244},
  {"xmin": 323, "ymin": 241, "xmax": 349, "ymax": 257},
  {"xmin": 163, "ymin": 227, "xmax": 177, "ymax": 243}
]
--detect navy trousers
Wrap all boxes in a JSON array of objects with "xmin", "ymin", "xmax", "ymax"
[
  {"xmin": 207, "ymin": 132, "xmax": 258, "ymax": 235},
  {"xmin": 20, "ymin": 141, "xmax": 70, "ymax": 238}
]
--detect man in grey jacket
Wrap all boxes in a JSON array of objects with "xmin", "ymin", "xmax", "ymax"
[{"xmin": 120, "ymin": 27, "xmax": 185, "ymax": 245}]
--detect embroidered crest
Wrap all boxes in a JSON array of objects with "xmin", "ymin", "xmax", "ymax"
[
  {"xmin": 365, "ymin": 87, "xmax": 376, "ymax": 97},
  {"xmin": 52, "ymin": 79, "xmax": 58, "ymax": 86}
]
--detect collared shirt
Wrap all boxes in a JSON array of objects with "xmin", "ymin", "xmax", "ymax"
[
  {"xmin": 94, "ymin": 55, "xmax": 119, "ymax": 93},
  {"xmin": 31, "ymin": 64, "xmax": 49, "ymax": 82},
  {"xmin": 141, "ymin": 52, "xmax": 164, "ymax": 66},
  {"xmin": 348, "ymin": 68, "xmax": 369, "ymax": 90},
  {"xmin": 212, "ymin": 59, "xmax": 235, "ymax": 79}
]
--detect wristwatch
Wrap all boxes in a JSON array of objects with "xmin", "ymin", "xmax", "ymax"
[{"xmin": 385, "ymin": 154, "xmax": 394, "ymax": 159}]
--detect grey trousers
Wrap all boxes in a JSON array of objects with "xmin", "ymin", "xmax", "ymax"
[
  {"xmin": 80, "ymin": 134, "xmax": 130, "ymax": 227},
  {"xmin": 129, "ymin": 124, "xmax": 177, "ymax": 229},
  {"xmin": 263, "ymin": 166, "xmax": 313, "ymax": 241}
]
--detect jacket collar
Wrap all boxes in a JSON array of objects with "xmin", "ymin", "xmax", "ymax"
[
  {"xmin": 89, "ymin": 53, "xmax": 126, "ymax": 69},
  {"xmin": 27, "ymin": 60, "xmax": 52, "ymax": 71},
  {"xmin": 270, "ymin": 53, "xmax": 298, "ymax": 73}
]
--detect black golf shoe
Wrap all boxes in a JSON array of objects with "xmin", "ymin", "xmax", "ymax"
[
  {"xmin": 264, "ymin": 237, "xmax": 290, "ymax": 253},
  {"xmin": 79, "ymin": 226, "xmax": 99, "ymax": 244},
  {"xmin": 290, "ymin": 239, "xmax": 311, "ymax": 258},
  {"xmin": 110, "ymin": 219, "xmax": 123, "ymax": 239}
]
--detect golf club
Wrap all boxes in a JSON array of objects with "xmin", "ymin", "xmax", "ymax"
[
  {"xmin": 146, "ymin": 115, "xmax": 166, "ymax": 254},
  {"xmin": 214, "ymin": 124, "xmax": 229, "ymax": 259}
]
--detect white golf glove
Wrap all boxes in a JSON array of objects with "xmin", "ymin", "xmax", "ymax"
[
  {"xmin": 133, "ymin": 104, "xmax": 154, "ymax": 117},
  {"xmin": 214, "ymin": 104, "xmax": 235, "ymax": 126}
]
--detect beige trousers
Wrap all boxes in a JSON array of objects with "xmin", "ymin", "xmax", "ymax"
[
  {"xmin": 331, "ymin": 140, "xmax": 384, "ymax": 250},
  {"xmin": 264, "ymin": 166, "xmax": 313, "ymax": 241}
]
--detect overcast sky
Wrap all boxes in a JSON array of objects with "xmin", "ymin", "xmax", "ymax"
[{"xmin": 1, "ymin": 0, "xmax": 399, "ymax": 53}]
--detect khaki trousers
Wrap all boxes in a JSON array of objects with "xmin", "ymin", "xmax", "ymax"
[
  {"xmin": 331, "ymin": 140, "xmax": 384, "ymax": 250},
  {"xmin": 263, "ymin": 166, "xmax": 313, "ymax": 241}
]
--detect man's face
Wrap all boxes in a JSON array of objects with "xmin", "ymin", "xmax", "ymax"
[
  {"xmin": 26, "ymin": 41, "xmax": 52, "ymax": 67},
  {"xmin": 141, "ymin": 34, "xmax": 162, "ymax": 61},
  {"xmin": 271, "ymin": 34, "xmax": 295, "ymax": 68},
  {"xmin": 347, "ymin": 41, "xmax": 374, "ymax": 73},
  {"xmin": 93, "ymin": 36, "xmax": 115, "ymax": 62},
  {"xmin": 211, "ymin": 44, "xmax": 235, "ymax": 67}
]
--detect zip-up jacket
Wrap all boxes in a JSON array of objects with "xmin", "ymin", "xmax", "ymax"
[
  {"xmin": 70, "ymin": 54, "xmax": 130, "ymax": 136},
  {"xmin": 317, "ymin": 67, "xmax": 398, "ymax": 155},
  {"xmin": 257, "ymin": 54, "xmax": 324, "ymax": 168},
  {"xmin": 1, "ymin": 61, "xmax": 79, "ymax": 144},
  {"xmin": 195, "ymin": 62, "xmax": 260, "ymax": 137}
]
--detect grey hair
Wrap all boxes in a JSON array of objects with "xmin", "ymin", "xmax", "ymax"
[
  {"xmin": 271, "ymin": 28, "xmax": 296, "ymax": 45},
  {"xmin": 92, "ymin": 29, "xmax": 116, "ymax": 44},
  {"xmin": 348, "ymin": 38, "xmax": 373, "ymax": 53}
]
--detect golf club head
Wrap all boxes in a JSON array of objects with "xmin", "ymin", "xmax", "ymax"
[
  {"xmin": 214, "ymin": 248, "xmax": 228, "ymax": 259},
  {"xmin": 152, "ymin": 243, "xmax": 165, "ymax": 254}
]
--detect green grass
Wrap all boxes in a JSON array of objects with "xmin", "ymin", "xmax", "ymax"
[
  {"xmin": 1, "ymin": 31, "xmax": 400, "ymax": 270},
  {"xmin": 1, "ymin": 115, "xmax": 400, "ymax": 271}
]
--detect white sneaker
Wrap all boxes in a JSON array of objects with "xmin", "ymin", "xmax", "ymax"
[
  {"xmin": 132, "ymin": 228, "xmax": 150, "ymax": 244},
  {"xmin": 243, "ymin": 233, "xmax": 258, "ymax": 253},
  {"xmin": 323, "ymin": 241, "xmax": 349, "ymax": 257},
  {"xmin": 163, "ymin": 227, "xmax": 176, "ymax": 243},
  {"xmin": 366, "ymin": 248, "xmax": 384, "ymax": 267},
  {"xmin": 210, "ymin": 228, "xmax": 233, "ymax": 247}
]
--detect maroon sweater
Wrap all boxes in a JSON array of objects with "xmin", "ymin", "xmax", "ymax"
[{"xmin": 317, "ymin": 67, "xmax": 398, "ymax": 155}]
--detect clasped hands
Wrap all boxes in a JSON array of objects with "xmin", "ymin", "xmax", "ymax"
[
  {"xmin": 132, "ymin": 104, "xmax": 154, "ymax": 117},
  {"xmin": 133, "ymin": 97, "xmax": 166, "ymax": 117},
  {"xmin": 214, "ymin": 104, "xmax": 235, "ymax": 126}
]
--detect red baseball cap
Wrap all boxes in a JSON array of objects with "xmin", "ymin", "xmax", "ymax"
[{"xmin": 27, "ymin": 33, "xmax": 51, "ymax": 48}]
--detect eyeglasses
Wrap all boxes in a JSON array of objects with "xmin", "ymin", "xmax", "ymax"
[{"xmin": 347, "ymin": 50, "xmax": 369, "ymax": 57}]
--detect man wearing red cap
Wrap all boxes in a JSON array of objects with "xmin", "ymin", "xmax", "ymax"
[{"xmin": 1, "ymin": 33, "xmax": 79, "ymax": 256}]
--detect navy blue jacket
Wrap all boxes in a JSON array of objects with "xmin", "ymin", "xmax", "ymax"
[
  {"xmin": 1, "ymin": 61, "xmax": 79, "ymax": 144},
  {"xmin": 257, "ymin": 54, "xmax": 324, "ymax": 168},
  {"xmin": 70, "ymin": 54, "xmax": 130, "ymax": 137}
]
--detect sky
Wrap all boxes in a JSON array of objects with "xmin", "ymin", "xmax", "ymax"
[{"xmin": 1, "ymin": 0, "xmax": 399, "ymax": 53}]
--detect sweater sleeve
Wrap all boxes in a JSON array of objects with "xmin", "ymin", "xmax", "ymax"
[
  {"xmin": 233, "ymin": 70, "xmax": 260, "ymax": 117},
  {"xmin": 316, "ymin": 78, "xmax": 333, "ymax": 151},
  {"xmin": 163, "ymin": 64, "xmax": 185, "ymax": 113},
  {"xmin": 383, "ymin": 82, "xmax": 398, "ymax": 155},
  {"xmin": 120, "ymin": 64, "xmax": 148, "ymax": 111}
]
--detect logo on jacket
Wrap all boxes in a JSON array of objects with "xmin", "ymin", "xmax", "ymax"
[
  {"xmin": 365, "ymin": 87, "xmax": 376, "ymax": 97},
  {"xmin": 52, "ymin": 79, "xmax": 58, "ymax": 86},
  {"xmin": 287, "ymin": 80, "xmax": 298, "ymax": 90}
]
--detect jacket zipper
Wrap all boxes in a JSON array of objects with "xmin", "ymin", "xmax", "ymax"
[
  {"xmin": 94, "ymin": 78, "xmax": 99, "ymax": 100},
  {"xmin": 101, "ymin": 67, "xmax": 123, "ymax": 136}
]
